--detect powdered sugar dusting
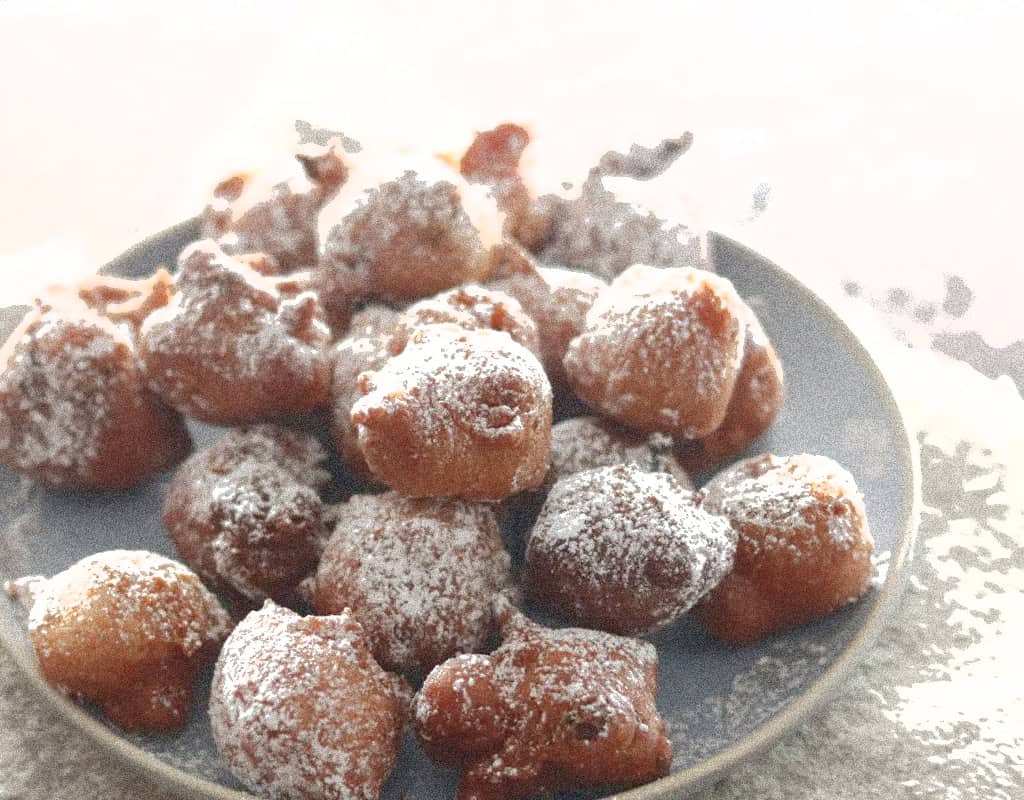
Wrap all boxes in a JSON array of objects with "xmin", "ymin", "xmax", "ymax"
[
  {"xmin": 565, "ymin": 265, "xmax": 745, "ymax": 438},
  {"xmin": 202, "ymin": 143, "xmax": 346, "ymax": 271},
  {"xmin": 489, "ymin": 265, "xmax": 606, "ymax": 386},
  {"xmin": 330, "ymin": 323, "xmax": 395, "ymax": 480},
  {"xmin": 209, "ymin": 602, "xmax": 401, "ymax": 800},
  {"xmin": 164, "ymin": 425, "xmax": 328, "ymax": 604},
  {"xmin": 442, "ymin": 608, "xmax": 669, "ymax": 793},
  {"xmin": 15, "ymin": 550, "xmax": 231, "ymax": 661},
  {"xmin": 390, "ymin": 284, "xmax": 541, "ymax": 358},
  {"xmin": 358, "ymin": 325, "xmax": 548, "ymax": 445},
  {"xmin": 201, "ymin": 425, "xmax": 329, "ymax": 489},
  {"xmin": 320, "ymin": 155, "xmax": 501, "ymax": 304},
  {"xmin": 139, "ymin": 241, "xmax": 330, "ymax": 420},
  {"xmin": 312, "ymin": 493, "xmax": 513, "ymax": 675},
  {"xmin": 322, "ymin": 152, "xmax": 503, "ymax": 253},
  {"xmin": 703, "ymin": 453, "xmax": 871, "ymax": 553},
  {"xmin": 352, "ymin": 325, "xmax": 552, "ymax": 498},
  {"xmin": 548, "ymin": 416, "xmax": 690, "ymax": 488},
  {"xmin": 493, "ymin": 610, "xmax": 659, "ymax": 720},
  {"xmin": 0, "ymin": 308, "xmax": 134, "ymax": 483},
  {"xmin": 526, "ymin": 463, "xmax": 735, "ymax": 634}
]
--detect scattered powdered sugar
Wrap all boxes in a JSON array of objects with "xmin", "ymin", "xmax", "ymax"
[
  {"xmin": 703, "ymin": 453, "xmax": 872, "ymax": 553},
  {"xmin": 196, "ymin": 466, "xmax": 323, "ymax": 603},
  {"xmin": 869, "ymin": 548, "xmax": 891, "ymax": 590},
  {"xmin": 0, "ymin": 308, "xmax": 136, "ymax": 482},
  {"xmin": 312, "ymin": 493, "xmax": 513, "ymax": 675},
  {"xmin": 412, "ymin": 652, "xmax": 496, "ymax": 732},
  {"xmin": 666, "ymin": 637, "xmax": 843, "ymax": 769},
  {"xmin": 209, "ymin": 602, "xmax": 401, "ymax": 800},
  {"xmin": 527, "ymin": 463, "xmax": 736, "ymax": 634}
]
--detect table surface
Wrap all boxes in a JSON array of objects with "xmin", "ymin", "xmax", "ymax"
[{"xmin": 1, "ymin": 3, "xmax": 1021, "ymax": 799}]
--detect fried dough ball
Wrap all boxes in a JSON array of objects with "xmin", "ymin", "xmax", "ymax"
[
  {"xmin": 525, "ymin": 463, "xmax": 734, "ymax": 635},
  {"xmin": 389, "ymin": 284, "xmax": 541, "ymax": 358},
  {"xmin": 163, "ymin": 426, "xmax": 329, "ymax": 610},
  {"xmin": 4, "ymin": 550, "xmax": 231, "ymax": 731},
  {"xmin": 307, "ymin": 492, "xmax": 513, "ymax": 676},
  {"xmin": 490, "ymin": 263, "xmax": 606, "ymax": 393},
  {"xmin": 345, "ymin": 302, "xmax": 402, "ymax": 341},
  {"xmin": 139, "ymin": 240, "xmax": 332, "ymax": 424},
  {"xmin": 564, "ymin": 264, "xmax": 746, "ymax": 438},
  {"xmin": 0, "ymin": 302, "xmax": 191, "ymax": 488},
  {"xmin": 328, "ymin": 305, "xmax": 401, "ymax": 482},
  {"xmin": 201, "ymin": 142, "xmax": 349, "ymax": 272},
  {"xmin": 677, "ymin": 307, "xmax": 785, "ymax": 471},
  {"xmin": 499, "ymin": 415, "xmax": 693, "ymax": 565},
  {"xmin": 318, "ymin": 155, "xmax": 504, "ymax": 317},
  {"xmin": 697, "ymin": 453, "xmax": 874, "ymax": 643},
  {"xmin": 351, "ymin": 325, "xmax": 552, "ymax": 501},
  {"xmin": 460, "ymin": 123, "xmax": 531, "ymax": 184},
  {"xmin": 547, "ymin": 416, "xmax": 691, "ymax": 489},
  {"xmin": 459, "ymin": 123, "xmax": 549, "ymax": 251},
  {"xmin": 413, "ymin": 605, "xmax": 672, "ymax": 800},
  {"xmin": 210, "ymin": 602, "xmax": 403, "ymax": 800}
]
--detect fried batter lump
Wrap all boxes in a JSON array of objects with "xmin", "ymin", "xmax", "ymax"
[
  {"xmin": 351, "ymin": 325, "xmax": 552, "ymax": 501},
  {"xmin": 564, "ymin": 264, "xmax": 747, "ymax": 438},
  {"xmin": 201, "ymin": 141, "xmax": 349, "ymax": 272},
  {"xmin": 163, "ymin": 426, "xmax": 330, "ymax": 610},
  {"xmin": 388, "ymin": 284, "xmax": 541, "ymax": 359},
  {"xmin": 4, "ymin": 550, "xmax": 231, "ymax": 731},
  {"xmin": 0, "ymin": 302, "xmax": 191, "ymax": 488},
  {"xmin": 413, "ymin": 605, "xmax": 672, "ymax": 800},
  {"xmin": 209, "ymin": 602, "xmax": 403, "ymax": 800},
  {"xmin": 459, "ymin": 123, "xmax": 549, "ymax": 251},
  {"xmin": 525, "ymin": 463, "xmax": 734, "ymax": 636},
  {"xmin": 328, "ymin": 304, "xmax": 401, "ymax": 482},
  {"xmin": 318, "ymin": 154, "xmax": 504, "ymax": 320},
  {"xmin": 139, "ymin": 239, "xmax": 332, "ymax": 424},
  {"xmin": 677, "ymin": 305, "xmax": 785, "ymax": 471},
  {"xmin": 489, "ymin": 262, "xmax": 606, "ymax": 393},
  {"xmin": 307, "ymin": 492, "xmax": 513, "ymax": 676},
  {"xmin": 547, "ymin": 416, "xmax": 691, "ymax": 489},
  {"xmin": 698, "ymin": 453, "xmax": 874, "ymax": 643}
]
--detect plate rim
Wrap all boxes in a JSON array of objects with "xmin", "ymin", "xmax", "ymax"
[{"xmin": 0, "ymin": 225, "xmax": 921, "ymax": 800}]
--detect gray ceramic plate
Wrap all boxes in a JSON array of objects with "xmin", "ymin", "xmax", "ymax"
[{"xmin": 0, "ymin": 222, "xmax": 919, "ymax": 800}]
